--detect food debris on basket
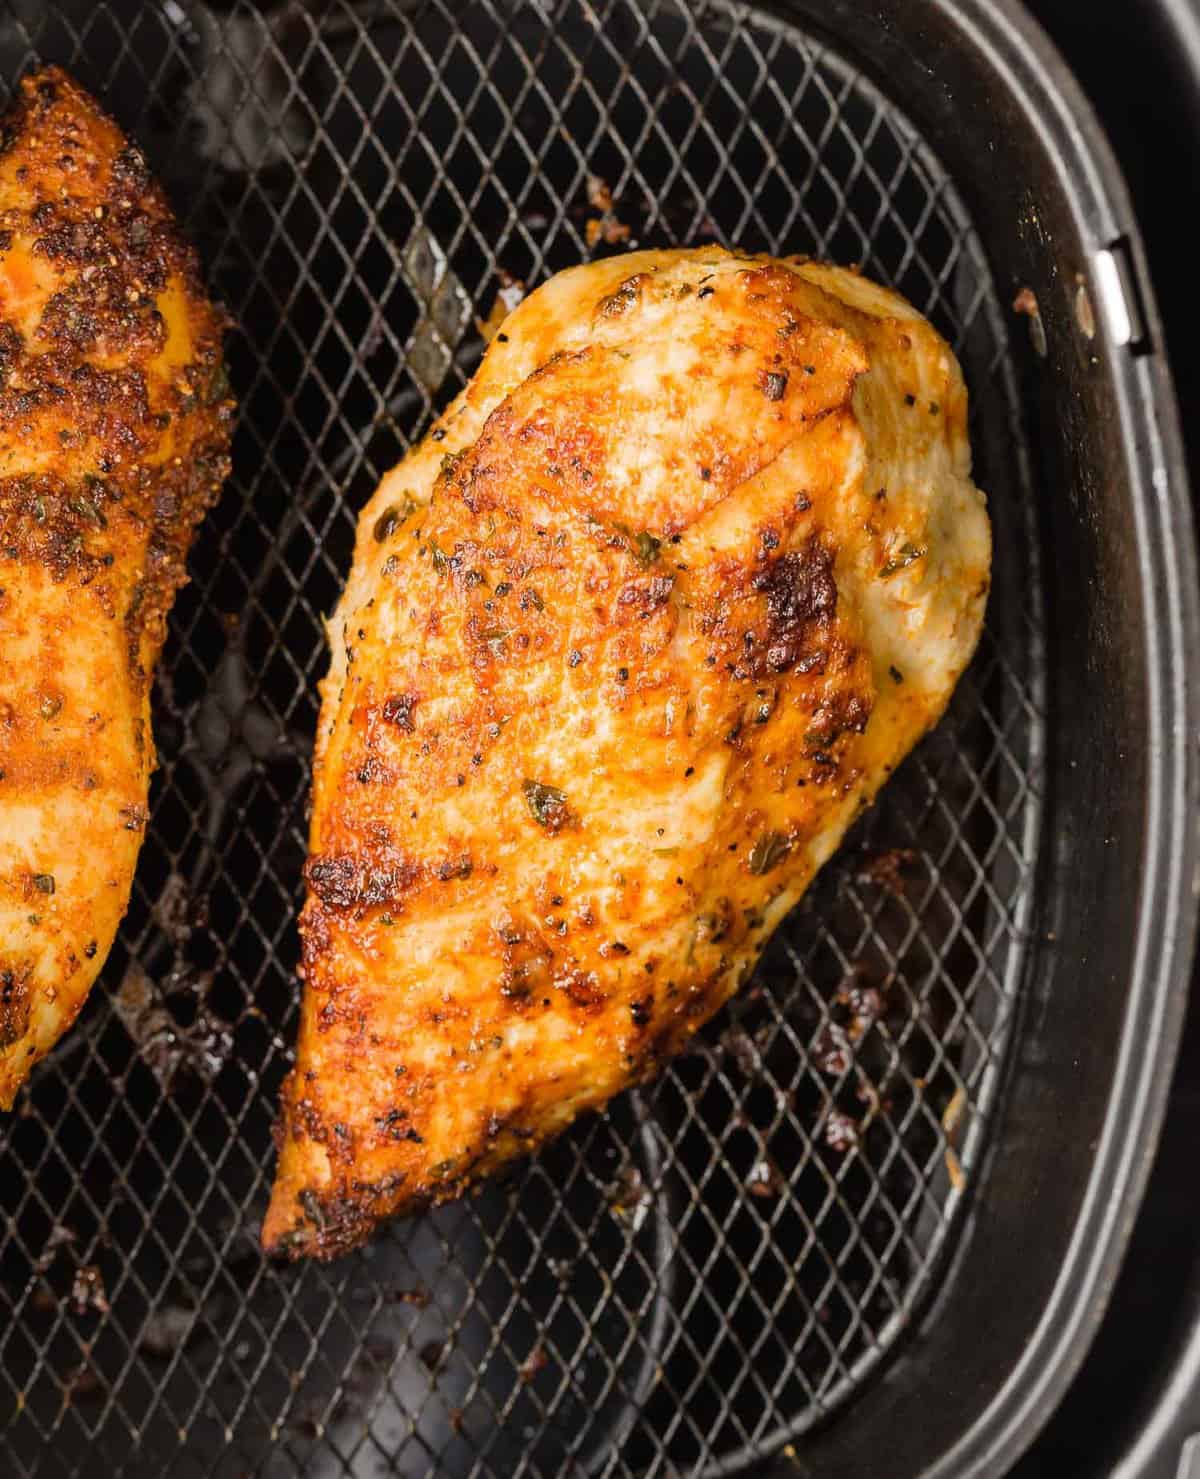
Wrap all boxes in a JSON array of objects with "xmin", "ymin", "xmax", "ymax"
[
  {"xmin": 942, "ymin": 1083, "xmax": 968, "ymax": 1191},
  {"xmin": 402, "ymin": 226, "xmax": 472, "ymax": 387},
  {"xmin": 517, "ymin": 1345, "xmax": 548, "ymax": 1382},
  {"xmin": 152, "ymin": 871, "xmax": 195, "ymax": 950},
  {"xmin": 814, "ymin": 1024, "xmax": 851, "ymax": 1077},
  {"xmin": 836, "ymin": 979, "xmax": 886, "ymax": 1041},
  {"xmin": 718, "ymin": 1026, "xmax": 763, "ymax": 1078},
  {"xmin": 112, "ymin": 963, "xmax": 232, "ymax": 1087},
  {"xmin": 584, "ymin": 173, "xmax": 632, "ymax": 248},
  {"xmin": 70, "ymin": 1265, "xmax": 109, "ymax": 1317},
  {"xmin": 941, "ymin": 1083, "xmax": 967, "ymax": 1137},
  {"xmin": 1012, "ymin": 285, "xmax": 1048, "ymax": 357},
  {"xmin": 587, "ymin": 174, "xmax": 614, "ymax": 212},
  {"xmin": 475, "ymin": 269, "xmax": 527, "ymax": 343},
  {"xmin": 34, "ymin": 1222, "xmax": 77, "ymax": 1273},
  {"xmin": 388, "ymin": 1282, "xmax": 431, "ymax": 1308},
  {"xmin": 607, "ymin": 1161, "xmax": 653, "ymax": 1220},
  {"xmin": 856, "ymin": 847, "xmax": 919, "ymax": 893},
  {"xmin": 823, "ymin": 1110, "xmax": 859, "ymax": 1153},
  {"xmin": 746, "ymin": 1156, "xmax": 786, "ymax": 1198}
]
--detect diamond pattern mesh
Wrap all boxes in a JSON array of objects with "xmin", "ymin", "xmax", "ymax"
[{"xmin": 0, "ymin": 0, "xmax": 1044, "ymax": 1474}]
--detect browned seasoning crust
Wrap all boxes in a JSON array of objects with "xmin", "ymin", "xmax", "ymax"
[
  {"xmin": 0, "ymin": 67, "xmax": 233, "ymax": 1105},
  {"xmin": 263, "ymin": 248, "xmax": 989, "ymax": 1259}
]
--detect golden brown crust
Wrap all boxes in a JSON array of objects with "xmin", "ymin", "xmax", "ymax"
[
  {"xmin": 264, "ymin": 248, "xmax": 988, "ymax": 1259},
  {"xmin": 0, "ymin": 68, "xmax": 230, "ymax": 650},
  {"xmin": 0, "ymin": 67, "xmax": 233, "ymax": 1105}
]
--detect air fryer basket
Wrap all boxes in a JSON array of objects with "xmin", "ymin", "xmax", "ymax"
[{"xmin": 0, "ymin": 1, "xmax": 1194, "ymax": 1476}]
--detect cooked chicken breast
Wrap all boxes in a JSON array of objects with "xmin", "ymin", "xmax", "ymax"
[
  {"xmin": 264, "ymin": 248, "xmax": 989, "ymax": 1259},
  {"xmin": 0, "ymin": 69, "xmax": 233, "ymax": 1107}
]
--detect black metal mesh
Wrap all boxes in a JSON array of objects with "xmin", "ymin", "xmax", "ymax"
[{"xmin": 0, "ymin": 0, "xmax": 1044, "ymax": 1474}]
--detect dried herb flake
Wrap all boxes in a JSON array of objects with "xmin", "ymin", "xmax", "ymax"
[
  {"xmin": 634, "ymin": 530, "xmax": 661, "ymax": 565},
  {"xmin": 373, "ymin": 494, "xmax": 417, "ymax": 542},
  {"xmin": 522, "ymin": 779, "xmax": 569, "ymax": 831},
  {"xmin": 747, "ymin": 832, "xmax": 790, "ymax": 875}
]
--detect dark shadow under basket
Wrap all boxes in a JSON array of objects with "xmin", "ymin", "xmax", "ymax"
[{"xmin": 0, "ymin": 0, "xmax": 1195, "ymax": 1476}]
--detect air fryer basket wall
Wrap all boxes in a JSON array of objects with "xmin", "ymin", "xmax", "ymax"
[
  {"xmin": 779, "ymin": 4, "xmax": 1199, "ymax": 1477},
  {"xmin": 0, "ymin": 2, "xmax": 1194, "ymax": 1477}
]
